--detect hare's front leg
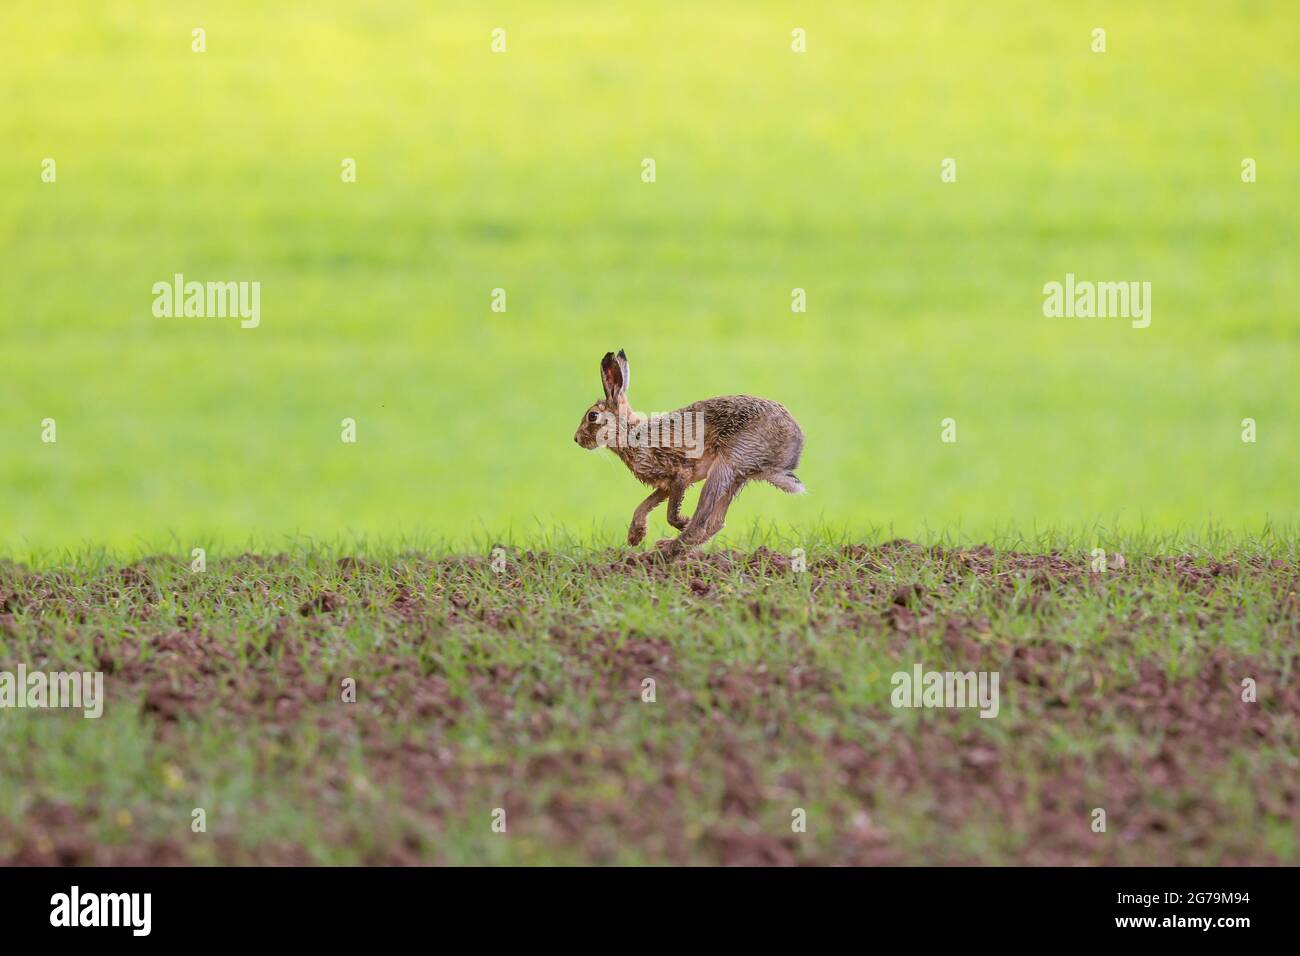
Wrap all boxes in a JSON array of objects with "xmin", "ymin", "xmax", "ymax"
[
  {"xmin": 628, "ymin": 488, "xmax": 668, "ymax": 545},
  {"xmin": 666, "ymin": 479, "xmax": 690, "ymax": 530}
]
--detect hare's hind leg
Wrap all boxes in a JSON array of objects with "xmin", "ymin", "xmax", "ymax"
[
  {"xmin": 694, "ymin": 476, "xmax": 745, "ymax": 544},
  {"xmin": 628, "ymin": 488, "xmax": 668, "ymax": 546},
  {"xmin": 659, "ymin": 464, "xmax": 744, "ymax": 554}
]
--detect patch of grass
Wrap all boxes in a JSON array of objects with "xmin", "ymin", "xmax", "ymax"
[{"xmin": 1, "ymin": 536, "xmax": 1295, "ymax": 864}]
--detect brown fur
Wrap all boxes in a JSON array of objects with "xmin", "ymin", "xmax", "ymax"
[{"xmin": 574, "ymin": 350, "xmax": 805, "ymax": 556}]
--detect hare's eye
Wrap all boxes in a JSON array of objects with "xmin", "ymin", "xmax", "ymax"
[{"xmin": 587, "ymin": 412, "xmax": 599, "ymax": 423}]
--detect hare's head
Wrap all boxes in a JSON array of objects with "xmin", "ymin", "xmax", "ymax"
[{"xmin": 574, "ymin": 349, "xmax": 636, "ymax": 450}]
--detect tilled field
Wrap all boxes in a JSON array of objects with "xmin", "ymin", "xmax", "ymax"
[{"xmin": 0, "ymin": 543, "xmax": 1296, "ymax": 864}]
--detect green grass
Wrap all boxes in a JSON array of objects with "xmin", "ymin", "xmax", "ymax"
[
  {"xmin": 2, "ymin": 535, "xmax": 1296, "ymax": 864},
  {"xmin": 2, "ymin": 1, "xmax": 1298, "ymax": 552}
]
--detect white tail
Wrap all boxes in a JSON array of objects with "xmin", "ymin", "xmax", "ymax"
[{"xmin": 766, "ymin": 472, "xmax": 806, "ymax": 494}]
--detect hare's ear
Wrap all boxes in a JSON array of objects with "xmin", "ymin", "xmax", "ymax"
[
  {"xmin": 616, "ymin": 349, "xmax": 630, "ymax": 394},
  {"xmin": 600, "ymin": 351, "xmax": 626, "ymax": 399}
]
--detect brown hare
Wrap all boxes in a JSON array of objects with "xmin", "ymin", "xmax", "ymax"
[{"xmin": 573, "ymin": 349, "xmax": 805, "ymax": 556}]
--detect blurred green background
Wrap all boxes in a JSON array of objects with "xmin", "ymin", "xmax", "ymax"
[{"xmin": 2, "ymin": 1, "xmax": 1297, "ymax": 554}]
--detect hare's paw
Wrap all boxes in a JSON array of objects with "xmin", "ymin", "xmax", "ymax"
[
  {"xmin": 627, "ymin": 523, "xmax": 647, "ymax": 546},
  {"xmin": 654, "ymin": 538, "xmax": 688, "ymax": 562},
  {"xmin": 668, "ymin": 513, "xmax": 690, "ymax": 531}
]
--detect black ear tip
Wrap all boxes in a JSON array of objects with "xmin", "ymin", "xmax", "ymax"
[
  {"xmin": 617, "ymin": 348, "xmax": 627, "ymax": 360},
  {"xmin": 601, "ymin": 351, "xmax": 614, "ymax": 363}
]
